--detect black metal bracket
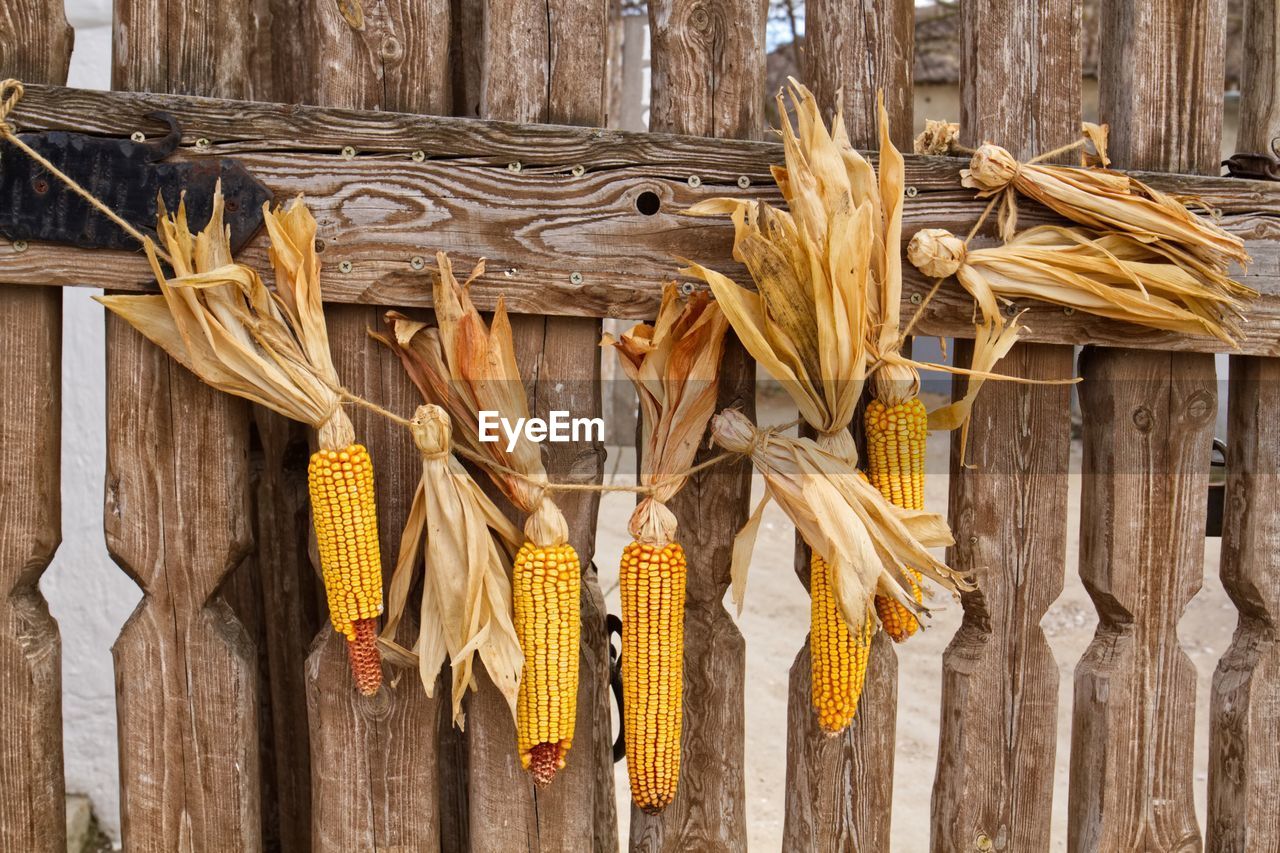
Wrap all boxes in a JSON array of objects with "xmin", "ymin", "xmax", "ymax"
[
  {"xmin": 606, "ymin": 612, "xmax": 626, "ymax": 763},
  {"xmin": 1206, "ymin": 438, "xmax": 1227, "ymax": 538}
]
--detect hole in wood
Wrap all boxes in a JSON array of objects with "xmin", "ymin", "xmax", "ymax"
[{"xmin": 636, "ymin": 191, "xmax": 661, "ymax": 216}]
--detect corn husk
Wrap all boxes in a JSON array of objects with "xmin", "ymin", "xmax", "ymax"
[
  {"xmin": 907, "ymin": 225, "xmax": 1254, "ymax": 347},
  {"xmin": 913, "ymin": 120, "xmax": 962, "ymax": 156},
  {"xmin": 603, "ymin": 283, "xmax": 730, "ymax": 546},
  {"xmin": 374, "ymin": 251, "xmax": 569, "ymax": 549},
  {"xmin": 96, "ymin": 190, "xmax": 355, "ymax": 448},
  {"xmin": 683, "ymin": 79, "xmax": 883, "ymax": 462},
  {"xmin": 378, "ymin": 404, "xmax": 524, "ymax": 728},
  {"xmin": 962, "ymin": 134, "xmax": 1250, "ymax": 272},
  {"xmin": 710, "ymin": 409, "xmax": 971, "ymax": 632}
]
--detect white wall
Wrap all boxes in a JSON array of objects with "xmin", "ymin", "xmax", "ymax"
[{"xmin": 40, "ymin": 2, "xmax": 138, "ymax": 843}]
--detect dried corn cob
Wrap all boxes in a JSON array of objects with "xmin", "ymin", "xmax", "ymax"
[
  {"xmin": 513, "ymin": 512, "xmax": 581, "ymax": 787},
  {"xmin": 620, "ymin": 537, "xmax": 687, "ymax": 811},
  {"xmin": 865, "ymin": 388, "xmax": 928, "ymax": 642},
  {"xmin": 810, "ymin": 552, "xmax": 874, "ymax": 734},
  {"xmin": 308, "ymin": 438, "xmax": 384, "ymax": 694}
]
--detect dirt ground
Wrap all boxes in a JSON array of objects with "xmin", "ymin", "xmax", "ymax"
[{"xmin": 595, "ymin": 386, "xmax": 1235, "ymax": 851}]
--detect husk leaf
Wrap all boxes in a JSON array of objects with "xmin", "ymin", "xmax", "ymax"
[
  {"xmin": 96, "ymin": 189, "xmax": 354, "ymax": 448},
  {"xmin": 379, "ymin": 404, "xmax": 524, "ymax": 728},
  {"xmin": 373, "ymin": 252, "xmax": 569, "ymax": 548},
  {"xmin": 602, "ymin": 283, "xmax": 730, "ymax": 545}
]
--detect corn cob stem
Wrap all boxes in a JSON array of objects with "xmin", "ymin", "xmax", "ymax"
[
  {"xmin": 864, "ymin": 391, "xmax": 928, "ymax": 642},
  {"xmin": 619, "ymin": 508, "xmax": 687, "ymax": 812},
  {"xmin": 514, "ymin": 499, "xmax": 580, "ymax": 787},
  {"xmin": 309, "ymin": 411, "xmax": 384, "ymax": 695}
]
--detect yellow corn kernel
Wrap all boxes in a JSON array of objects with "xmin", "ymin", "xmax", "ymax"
[
  {"xmin": 514, "ymin": 541, "xmax": 581, "ymax": 786},
  {"xmin": 864, "ymin": 396, "xmax": 928, "ymax": 641},
  {"xmin": 619, "ymin": 540, "xmax": 687, "ymax": 813},
  {"xmin": 810, "ymin": 552, "xmax": 873, "ymax": 734},
  {"xmin": 308, "ymin": 444, "xmax": 384, "ymax": 695}
]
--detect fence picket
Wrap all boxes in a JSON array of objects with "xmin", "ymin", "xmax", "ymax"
[
  {"xmin": 1208, "ymin": 8, "xmax": 1280, "ymax": 847},
  {"xmin": 779, "ymin": 4, "xmax": 911, "ymax": 849},
  {"xmin": 0, "ymin": 3, "xmax": 71, "ymax": 850},
  {"xmin": 930, "ymin": 2, "xmax": 1080, "ymax": 850},
  {"xmin": 461, "ymin": 3, "xmax": 614, "ymax": 850},
  {"xmin": 106, "ymin": 1, "xmax": 264, "ymax": 849},
  {"xmin": 296, "ymin": 9, "xmax": 451, "ymax": 849},
  {"xmin": 628, "ymin": 3, "xmax": 765, "ymax": 849},
  {"xmin": 1068, "ymin": 3, "xmax": 1226, "ymax": 849}
]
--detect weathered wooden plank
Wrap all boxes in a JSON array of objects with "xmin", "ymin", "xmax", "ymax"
[
  {"xmin": 108, "ymin": 2, "xmax": 263, "ymax": 850},
  {"xmin": 629, "ymin": 4, "xmax": 762, "ymax": 847},
  {"xmin": 0, "ymin": 2, "xmax": 69, "ymax": 849},
  {"xmin": 1070, "ymin": 7, "xmax": 1225, "ymax": 848},
  {"xmin": 1207, "ymin": 355, "xmax": 1280, "ymax": 852},
  {"xmin": 299, "ymin": 10, "xmax": 450, "ymax": 850},
  {"xmin": 3, "ymin": 85, "xmax": 1279, "ymax": 356},
  {"xmin": 307, "ymin": 306, "xmax": 442, "ymax": 853},
  {"xmin": 782, "ymin": 3, "xmax": 910, "ymax": 849},
  {"xmin": 930, "ymin": 2, "xmax": 1079, "ymax": 850},
  {"xmin": 1207, "ymin": 7, "xmax": 1280, "ymax": 850},
  {"xmin": 461, "ymin": 3, "xmax": 614, "ymax": 850}
]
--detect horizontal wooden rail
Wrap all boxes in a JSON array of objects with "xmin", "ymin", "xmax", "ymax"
[{"xmin": 2, "ymin": 84, "xmax": 1279, "ymax": 354}]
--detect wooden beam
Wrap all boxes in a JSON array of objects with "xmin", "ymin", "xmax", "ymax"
[{"xmin": 1, "ymin": 84, "xmax": 1278, "ymax": 355}]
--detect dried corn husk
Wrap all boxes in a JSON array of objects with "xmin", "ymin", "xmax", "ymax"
[
  {"xmin": 602, "ymin": 283, "xmax": 730, "ymax": 546},
  {"xmin": 683, "ymin": 79, "xmax": 883, "ymax": 463},
  {"xmin": 96, "ymin": 190, "xmax": 355, "ymax": 446},
  {"xmin": 710, "ymin": 409, "xmax": 971, "ymax": 631},
  {"xmin": 913, "ymin": 119, "xmax": 962, "ymax": 156},
  {"xmin": 375, "ymin": 252, "xmax": 570, "ymax": 548},
  {"xmin": 907, "ymin": 225, "xmax": 1254, "ymax": 346},
  {"xmin": 379, "ymin": 404, "xmax": 524, "ymax": 728},
  {"xmin": 962, "ymin": 135, "xmax": 1250, "ymax": 272}
]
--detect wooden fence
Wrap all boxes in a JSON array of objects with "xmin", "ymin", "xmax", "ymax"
[{"xmin": 1, "ymin": 0, "xmax": 1278, "ymax": 850}]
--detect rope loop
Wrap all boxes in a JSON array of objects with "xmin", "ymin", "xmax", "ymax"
[{"xmin": 0, "ymin": 78, "xmax": 23, "ymax": 133}]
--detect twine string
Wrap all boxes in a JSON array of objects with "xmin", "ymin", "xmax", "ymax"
[{"xmin": 0, "ymin": 79, "xmax": 175, "ymax": 265}]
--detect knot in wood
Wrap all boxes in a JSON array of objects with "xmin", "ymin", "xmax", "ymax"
[
  {"xmin": 1131, "ymin": 405, "xmax": 1154, "ymax": 433},
  {"xmin": 1182, "ymin": 388, "xmax": 1216, "ymax": 426}
]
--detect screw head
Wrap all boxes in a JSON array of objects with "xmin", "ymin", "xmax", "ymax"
[
  {"xmin": 1063, "ymin": 306, "xmax": 1076, "ymax": 315},
  {"xmin": 910, "ymin": 292, "xmax": 923, "ymax": 305},
  {"xmin": 195, "ymin": 137, "xmax": 212, "ymax": 151},
  {"xmin": 12, "ymin": 239, "xmax": 28, "ymax": 253},
  {"xmin": 130, "ymin": 131, "xmax": 146, "ymax": 142},
  {"xmin": 737, "ymin": 175, "xmax": 751, "ymax": 188},
  {"xmin": 410, "ymin": 256, "xmax": 425, "ymax": 270},
  {"xmin": 569, "ymin": 271, "xmax": 584, "ymax": 285},
  {"xmin": 341, "ymin": 145, "xmax": 356, "ymax": 159},
  {"xmin": 679, "ymin": 281, "xmax": 696, "ymax": 296},
  {"xmin": 687, "ymin": 175, "xmax": 702, "ymax": 188},
  {"xmin": 411, "ymin": 149, "xmax": 426, "ymax": 162},
  {"xmin": 503, "ymin": 268, "xmax": 517, "ymax": 278},
  {"xmin": 508, "ymin": 161, "xmax": 522, "ymax": 174},
  {"xmin": 906, "ymin": 185, "xmax": 919, "ymax": 198},
  {"xmin": 571, "ymin": 164, "xmax": 585, "ymax": 178},
  {"xmin": 969, "ymin": 535, "xmax": 979, "ymax": 545},
  {"xmin": 338, "ymin": 260, "xmax": 353, "ymax": 273}
]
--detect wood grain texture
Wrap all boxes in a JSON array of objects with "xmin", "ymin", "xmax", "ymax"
[
  {"xmin": 3, "ymin": 85, "xmax": 1279, "ymax": 354},
  {"xmin": 781, "ymin": 4, "xmax": 908, "ymax": 848},
  {"xmin": 1237, "ymin": 0, "xmax": 1280, "ymax": 157},
  {"xmin": 463, "ymin": 3, "xmax": 614, "ymax": 847},
  {"xmin": 1207, "ymin": 19, "xmax": 1280, "ymax": 849},
  {"xmin": 1069, "ymin": 347, "xmax": 1215, "ymax": 853},
  {"xmin": 108, "ymin": 1, "xmax": 265, "ymax": 849},
  {"xmin": 1069, "ymin": 5, "xmax": 1227, "ymax": 851},
  {"xmin": 931, "ymin": 2, "xmax": 1079, "ymax": 850},
  {"xmin": 804, "ymin": 0, "xmax": 913, "ymax": 147},
  {"xmin": 0, "ymin": 3, "xmax": 69, "ymax": 850},
  {"xmin": 629, "ymin": 3, "xmax": 762, "ymax": 848},
  {"xmin": 306, "ymin": 305, "xmax": 442, "ymax": 853},
  {"xmin": 1207, "ymin": 356, "xmax": 1280, "ymax": 853}
]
